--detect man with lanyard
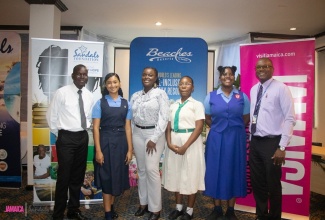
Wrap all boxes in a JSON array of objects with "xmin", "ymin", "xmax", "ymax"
[
  {"xmin": 47, "ymin": 64, "xmax": 93, "ymax": 220},
  {"xmin": 249, "ymin": 58, "xmax": 296, "ymax": 220}
]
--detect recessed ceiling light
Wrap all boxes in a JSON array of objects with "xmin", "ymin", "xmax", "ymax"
[
  {"xmin": 290, "ymin": 27, "xmax": 296, "ymax": 31},
  {"xmin": 155, "ymin": 22, "xmax": 162, "ymax": 26}
]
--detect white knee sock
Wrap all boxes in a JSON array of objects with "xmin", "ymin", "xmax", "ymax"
[
  {"xmin": 176, "ymin": 204, "xmax": 183, "ymax": 211},
  {"xmin": 186, "ymin": 207, "xmax": 193, "ymax": 216}
]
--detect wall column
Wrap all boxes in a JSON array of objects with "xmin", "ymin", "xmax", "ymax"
[{"xmin": 26, "ymin": 2, "xmax": 67, "ymax": 186}]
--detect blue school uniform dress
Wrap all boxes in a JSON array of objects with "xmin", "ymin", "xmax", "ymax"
[
  {"xmin": 93, "ymin": 95, "xmax": 131, "ymax": 195},
  {"xmin": 204, "ymin": 89, "xmax": 248, "ymax": 200}
]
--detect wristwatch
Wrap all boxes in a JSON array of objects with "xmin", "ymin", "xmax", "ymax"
[{"xmin": 279, "ymin": 146, "xmax": 286, "ymax": 151}]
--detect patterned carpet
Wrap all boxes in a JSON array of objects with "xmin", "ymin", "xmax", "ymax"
[{"xmin": 1, "ymin": 169, "xmax": 325, "ymax": 220}]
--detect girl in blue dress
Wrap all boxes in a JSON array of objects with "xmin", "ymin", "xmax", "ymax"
[
  {"xmin": 204, "ymin": 66, "xmax": 250, "ymax": 220},
  {"xmin": 92, "ymin": 73, "xmax": 133, "ymax": 220}
]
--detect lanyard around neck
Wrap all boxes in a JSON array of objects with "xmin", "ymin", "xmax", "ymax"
[{"xmin": 255, "ymin": 79, "xmax": 274, "ymax": 107}]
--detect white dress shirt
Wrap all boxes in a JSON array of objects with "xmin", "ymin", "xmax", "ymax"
[{"xmin": 46, "ymin": 84, "xmax": 94, "ymax": 136}]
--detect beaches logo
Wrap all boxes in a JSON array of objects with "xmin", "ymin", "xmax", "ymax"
[
  {"xmin": 73, "ymin": 45, "xmax": 99, "ymax": 62},
  {"xmin": 146, "ymin": 48, "xmax": 193, "ymax": 63}
]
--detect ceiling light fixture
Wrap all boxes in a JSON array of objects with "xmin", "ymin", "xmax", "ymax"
[
  {"xmin": 155, "ymin": 22, "xmax": 162, "ymax": 26},
  {"xmin": 290, "ymin": 27, "xmax": 296, "ymax": 31}
]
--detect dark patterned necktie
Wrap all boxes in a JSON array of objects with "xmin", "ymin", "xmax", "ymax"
[
  {"xmin": 78, "ymin": 89, "xmax": 87, "ymax": 130},
  {"xmin": 251, "ymin": 85, "xmax": 263, "ymax": 134}
]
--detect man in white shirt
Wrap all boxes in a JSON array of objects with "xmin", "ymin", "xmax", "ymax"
[
  {"xmin": 33, "ymin": 145, "xmax": 51, "ymax": 179},
  {"xmin": 47, "ymin": 64, "xmax": 93, "ymax": 220}
]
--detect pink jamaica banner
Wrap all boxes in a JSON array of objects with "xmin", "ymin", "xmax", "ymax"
[{"xmin": 237, "ymin": 38, "xmax": 315, "ymax": 217}]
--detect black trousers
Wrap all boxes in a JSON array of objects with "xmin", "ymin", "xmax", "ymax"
[
  {"xmin": 52, "ymin": 130, "xmax": 88, "ymax": 219},
  {"xmin": 249, "ymin": 135, "xmax": 282, "ymax": 220}
]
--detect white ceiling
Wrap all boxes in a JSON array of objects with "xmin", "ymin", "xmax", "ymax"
[{"xmin": 1, "ymin": 0, "xmax": 325, "ymax": 44}]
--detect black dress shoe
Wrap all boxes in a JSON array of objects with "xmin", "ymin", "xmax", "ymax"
[
  {"xmin": 135, "ymin": 206, "xmax": 149, "ymax": 216},
  {"xmin": 67, "ymin": 211, "xmax": 90, "ymax": 220},
  {"xmin": 148, "ymin": 212, "xmax": 160, "ymax": 220},
  {"xmin": 111, "ymin": 211, "xmax": 118, "ymax": 219},
  {"xmin": 255, "ymin": 217, "xmax": 268, "ymax": 220},
  {"xmin": 180, "ymin": 212, "xmax": 193, "ymax": 220},
  {"xmin": 168, "ymin": 209, "xmax": 183, "ymax": 219},
  {"xmin": 225, "ymin": 210, "xmax": 238, "ymax": 220},
  {"xmin": 206, "ymin": 209, "xmax": 223, "ymax": 220}
]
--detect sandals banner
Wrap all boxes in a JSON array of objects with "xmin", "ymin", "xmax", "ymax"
[{"xmin": 30, "ymin": 38, "xmax": 104, "ymax": 205}]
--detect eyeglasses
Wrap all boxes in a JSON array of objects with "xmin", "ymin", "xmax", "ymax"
[
  {"xmin": 178, "ymin": 83, "xmax": 192, "ymax": 86},
  {"xmin": 255, "ymin": 65, "xmax": 273, "ymax": 70}
]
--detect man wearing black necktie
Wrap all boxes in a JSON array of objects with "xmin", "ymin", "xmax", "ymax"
[
  {"xmin": 47, "ymin": 64, "xmax": 94, "ymax": 220},
  {"xmin": 249, "ymin": 58, "xmax": 296, "ymax": 220}
]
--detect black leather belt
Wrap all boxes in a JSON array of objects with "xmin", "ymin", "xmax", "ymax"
[
  {"xmin": 135, "ymin": 124, "xmax": 155, "ymax": 129},
  {"xmin": 253, "ymin": 135, "xmax": 281, "ymax": 140},
  {"xmin": 59, "ymin": 129, "xmax": 86, "ymax": 134}
]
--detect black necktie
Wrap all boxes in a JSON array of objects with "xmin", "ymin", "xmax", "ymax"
[
  {"xmin": 78, "ymin": 89, "xmax": 87, "ymax": 130},
  {"xmin": 251, "ymin": 85, "xmax": 263, "ymax": 134}
]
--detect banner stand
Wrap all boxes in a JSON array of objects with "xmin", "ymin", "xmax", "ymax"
[
  {"xmin": 0, "ymin": 32, "xmax": 22, "ymax": 189},
  {"xmin": 237, "ymin": 38, "xmax": 315, "ymax": 217},
  {"xmin": 29, "ymin": 38, "xmax": 104, "ymax": 205}
]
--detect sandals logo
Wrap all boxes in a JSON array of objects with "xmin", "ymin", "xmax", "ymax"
[
  {"xmin": 0, "ymin": 38, "xmax": 14, "ymax": 54},
  {"xmin": 74, "ymin": 45, "xmax": 100, "ymax": 62},
  {"xmin": 146, "ymin": 48, "xmax": 192, "ymax": 63}
]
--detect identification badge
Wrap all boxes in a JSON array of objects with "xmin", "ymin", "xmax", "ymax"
[{"xmin": 252, "ymin": 115, "xmax": 257, "ymax": 124}]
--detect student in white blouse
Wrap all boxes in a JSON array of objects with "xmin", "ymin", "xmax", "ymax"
[
  {"xmin": 130, "ymin": 67, "xmax": 169, "ymax": 220},
  {"xmin": 162, "ymin": 76, "xmax": 205, "ymax": 220}
]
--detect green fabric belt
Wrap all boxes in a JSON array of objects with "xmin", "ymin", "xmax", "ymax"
[{"xmin": 171, "ymin": 128, "xmax": 195, "ymax": 133}]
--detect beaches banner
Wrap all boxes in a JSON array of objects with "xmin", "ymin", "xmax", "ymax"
[
  {"xmin": 237, "ymin": 39, "xmax": 315, "ymax": 216},
  {"xmin": 0, "ymin": 32, "xmax": 22, "ymax": 188},
  {"xmin": 129, "ymin": 37, "xmax": 208, "ymax": 103},
  {"xmin": 129, "ymin": 37, "xmax": 208, "ymax": 184}
]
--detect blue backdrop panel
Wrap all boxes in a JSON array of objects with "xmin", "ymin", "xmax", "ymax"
[{"xmin": 129, "ymin": 37, "xmax": 208, "ymax": 103}]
